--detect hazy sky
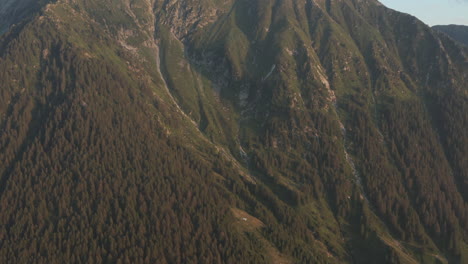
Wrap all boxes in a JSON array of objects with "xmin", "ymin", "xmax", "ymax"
[{"xmin": 379, "ymin": 0, "xmax": 468, "ymax": 26}]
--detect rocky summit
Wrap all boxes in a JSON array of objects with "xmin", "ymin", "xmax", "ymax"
[{"xmin": 0, "ymin": 0, "xmax": 467, "ymax": 263}]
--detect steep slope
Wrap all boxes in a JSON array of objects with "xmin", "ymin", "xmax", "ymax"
[
  {"xmin": 0, "ymin": 0, "xmax": 467, "ymax": 263},
  {"xmin": 433, "ymin": 25, "xmax": 468, "ymax": 46}
]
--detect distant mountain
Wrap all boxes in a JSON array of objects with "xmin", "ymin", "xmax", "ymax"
[
  {"xmin": 0, "ymin": 0, "xmax": 467, "ymax": 263},
  {"xmin": 0, "ymin": 0, "xmax": 46, "ymax": 34},
  {"xmin": 433, "ymin": 24, "xmax": 468, "ymax": 45}
]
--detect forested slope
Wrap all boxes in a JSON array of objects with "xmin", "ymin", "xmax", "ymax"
[{"xmin": 0, "ymin": 0, "xmax": 467, "ymax": 263}]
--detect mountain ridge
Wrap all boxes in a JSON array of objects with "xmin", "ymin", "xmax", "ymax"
[{"xmin": 433, "ymin": 24, "xmax": 468, "ymax": 46}]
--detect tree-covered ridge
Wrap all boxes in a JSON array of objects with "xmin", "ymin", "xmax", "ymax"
[
  {"xmin": 433, "ymin": 25, "xmax": 468, "ymax": 46},
  {"xmin": 0, "ymin": 0, "xmax": 467, "ymax": 263}
]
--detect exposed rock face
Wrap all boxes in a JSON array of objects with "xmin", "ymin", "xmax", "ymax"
[{"xmin": 154, "ymin": 0, "xmax": 231, "ymax": 40}]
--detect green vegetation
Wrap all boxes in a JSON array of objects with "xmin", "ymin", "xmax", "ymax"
[{"xmin": 0, "ymin": 0, "xmax": 467, "ymax": 263}]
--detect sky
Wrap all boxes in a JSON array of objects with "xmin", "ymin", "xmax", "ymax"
[{"xmin": 379, "ymin": 0, "xmax": 468, "ymax": 26}]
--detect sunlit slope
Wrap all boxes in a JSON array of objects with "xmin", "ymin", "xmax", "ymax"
[{"xmin": 0, "ymin": 0, "xmax": 467, "ymax": 263}]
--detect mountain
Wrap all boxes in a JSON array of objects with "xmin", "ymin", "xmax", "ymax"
[
  {"xmin": 0, "ymin": 0, "xmax": 467, "ymax": 263},
  {"xmin": 0, "ymin": 0, "xmax": 46, "ymax": 34},
  {"xmin": 433, "ymin": 25, "xmax": 468, "ymax": 46}
]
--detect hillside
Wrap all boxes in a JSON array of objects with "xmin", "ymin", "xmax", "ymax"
[
  {"xmin": 0, "ymin": 0, "xmax": 467, "ymax": 263},
  {"xmin": 433, "ymin": 24, "xmax": 468, "ymax": 46}
]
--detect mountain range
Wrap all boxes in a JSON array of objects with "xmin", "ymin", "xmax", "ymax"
[{"xmin": 0, "ymin": 0, "xmax": 467, "ymax": 263}]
